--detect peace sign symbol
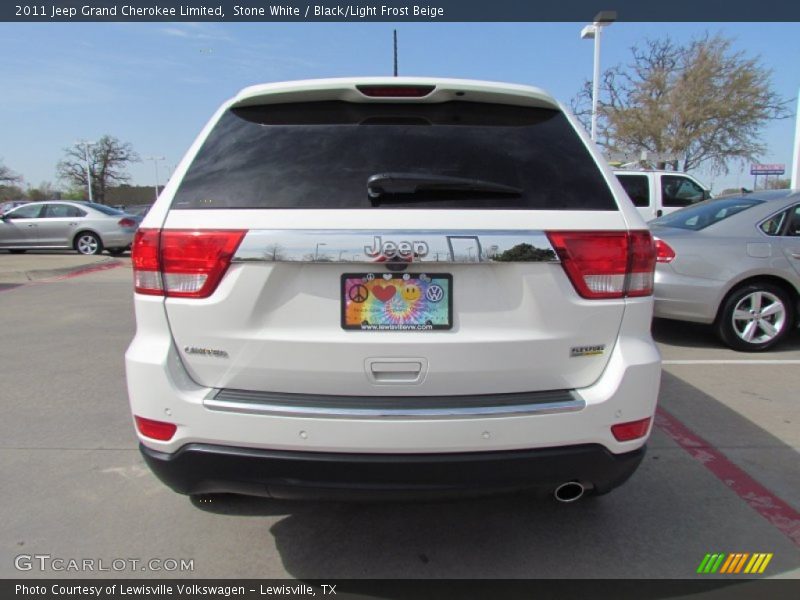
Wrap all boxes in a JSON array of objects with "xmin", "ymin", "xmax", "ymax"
[{"xmin": 349, "ymin": 284, "xmax": 369, "ymax": 303}]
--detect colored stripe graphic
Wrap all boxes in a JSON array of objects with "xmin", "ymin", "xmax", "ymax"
[
  {"xmin": 697, "ymin": 554, "xmax": 712, "ymax": 573},
  {"xmin": 719, "ymin": 554, "xmax": 735, "ymax": 573},
  {"xmin": 656, "ymin": 407, "xmax": 800, "ymax": 548},
  {"xmin": 698, "ymin": 552, "xmax": 775, "ymax": 575}
]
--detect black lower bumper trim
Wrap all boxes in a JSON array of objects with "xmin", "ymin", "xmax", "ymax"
[{"xmin": 140, "ymin": 442, "xmax": 646, "ymax": 500}]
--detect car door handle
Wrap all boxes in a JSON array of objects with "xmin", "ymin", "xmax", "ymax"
[
  {"xmin": 27, "ymin": 224, "xmax": 37, "ymax": 228},
  {"xmin": 791, "ymin": 253, "xmax": 800, "ymax": 259}
]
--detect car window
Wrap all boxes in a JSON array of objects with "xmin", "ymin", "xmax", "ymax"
[
  {"xmin": 759, "ymin": 210, "xmax": 788, "ymax": 236},
  {"xmin": 5, "ymin": 204, "xmax": 43, "ymax": 219},
  {"xmin": 652, "ymin": 197, "xmax": 763, "ymax": 231},
  {"xmin": 616, "ymin": 174, "xmax": 650, "ymax": 207},
  {"xmin": 172, "ymin": 101, "xmax": 618, "ymax": 211},
  {"xmin": 661, "ymin": 175, "xmax": 706, "ymax": 208},
  {"xmin": 785, "ymin": 206, "xmax": 800, "ymax": 237},
  {"xmin": 44, "ymin": 204, "xmax": 87, "ymax": 218}
]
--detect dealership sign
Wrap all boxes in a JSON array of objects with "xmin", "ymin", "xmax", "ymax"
[{"xmin": 751, "ymin": 163, "xmax": 785, "ymax": 175}]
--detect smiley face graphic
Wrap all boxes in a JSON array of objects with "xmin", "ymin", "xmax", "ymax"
[{"xmin": 400, "ymin": 283, "xmax": 422, "ymax": 303}]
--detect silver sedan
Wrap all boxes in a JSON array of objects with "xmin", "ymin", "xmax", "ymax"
[
  {"xmin": 0, "ymin": 201, "xmax": 138, "ymax": 256},
  {"xmin": 650, "ymin": 190, "xmax": 800, "ymax": 351}
]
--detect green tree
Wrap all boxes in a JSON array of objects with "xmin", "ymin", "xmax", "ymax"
[
  {"xmin": 573, "ymin": 34, "xmax": 790, "ymax": 173},
  {"xmin": 56, "ymin": 135, "xmax": 140, "ymax": 203},
  {"xmin": 27, "ymin": 181, "xmax": 60, "ymax": 201}
]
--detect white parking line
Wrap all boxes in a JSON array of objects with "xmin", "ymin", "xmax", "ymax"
[{"xmin": 663, "ymin": 359, "xmax": 800, "ymax": 365}]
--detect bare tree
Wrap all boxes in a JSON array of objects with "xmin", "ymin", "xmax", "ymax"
[
  {"xmin": 56, "ymin": 135, "xmax": 140, "ymax": 203},
  {"xmin": 572, "ymin": 34, "xmax": 790, "ymax": 173},
  {"xmin": 0, "ymin": 160, "xmax": 21, "ymax": 185}
]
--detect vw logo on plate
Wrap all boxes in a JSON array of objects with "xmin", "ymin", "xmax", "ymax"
[{"xmin": 426, "ymin": 284, "xmax": 444, "ymax": 303}]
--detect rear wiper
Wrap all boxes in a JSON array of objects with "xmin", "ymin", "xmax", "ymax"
[{"xmin": 367, "ymin": 172, "xmax": 522, "ymax": 204}]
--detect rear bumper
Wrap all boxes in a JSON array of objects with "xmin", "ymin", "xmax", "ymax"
[{"xmin": 140, "ymin": 442, "xmax": 646, "ymax": 500}]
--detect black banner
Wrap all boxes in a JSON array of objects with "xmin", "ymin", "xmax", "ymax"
[{"xmin": 4, "ymin": 0, "xmax": 800, "ymax": 22}]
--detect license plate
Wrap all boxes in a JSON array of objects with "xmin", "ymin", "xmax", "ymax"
[{"xmin": 341, "ymin": 273, "xmax": 452, "ymax": 331}]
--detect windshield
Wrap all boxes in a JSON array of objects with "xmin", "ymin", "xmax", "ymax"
[
  {"xmin": 651, "ymin": 197, "xmax": 763, "ymax": 230},
  {"xmin": 171, "ymin": 101, "xmax": 617, "ymax": 211}
]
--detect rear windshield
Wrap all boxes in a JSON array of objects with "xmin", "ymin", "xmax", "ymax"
[
  {"xmin": 86, "ymin": 202, "xmax": 124, "ymax": 216},
  {"xmin": 171, "ymin": 101, "xmax": 616, "ymax": 211},
  {"xmin": 651, "ymin": 197, "xmax": 763, "ymax": 231}
]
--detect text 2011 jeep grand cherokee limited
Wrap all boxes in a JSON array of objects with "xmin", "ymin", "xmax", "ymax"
[{"xmin": 125, "ymin": 78, "xmax": 661, "ymax": 502}]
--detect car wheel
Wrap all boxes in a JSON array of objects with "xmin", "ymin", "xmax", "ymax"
[
  {"xmin": 8, "ymin": 249, "xmax": 27, "ymax": 254},
  {"xmin": 716, "ymin": 283, "xmax": 793, "ymax": 351},
  {"xmin": 107, "ymin": 247, "xmax": 126, "ymax": 256},
  {"xmin": 75, "ymin": 233, "xmax": 103, "ymax": 256}
]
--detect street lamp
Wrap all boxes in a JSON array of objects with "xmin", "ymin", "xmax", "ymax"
[
  {"xmin": 74, "ymin": 140, "xmax": 95, "ymax": 202},
  {"xmin": 580, "ymin": 11, "xmax": 616, "ymax": 141},
  {"xmin": 145, "ymin": 156, "xmax": 166, "ymax": 202},
  {"xmin": 314, "ymin": 242, "xmax": 327, "ymax": 261}
]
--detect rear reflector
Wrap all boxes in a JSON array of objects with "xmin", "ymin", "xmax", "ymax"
[
  {"xmin": 356, "ymin": 85, "xmax": 435, "ymax": 98},
  {"xmin": 654, "ymin": 237, "xmax": 676, "ymax": 263},
  {"xmin": 134, "ymin": 416, "xmax": 177, "ymax": 441},
  {"xmin": 611, "ymin": 417, "xmax": 652, "ymax": 442},
  {"xmin": 546, "ymin": 230, "xmax": 655, "ymax": 299},
  {"xmin": 132, "ymin": 229, "xmax": 246, "ymax": 298}
]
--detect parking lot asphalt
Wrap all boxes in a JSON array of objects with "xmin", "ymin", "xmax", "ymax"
[{"xmin": 1, "ymin": 254, "xmax": 798, "ymax": 580}]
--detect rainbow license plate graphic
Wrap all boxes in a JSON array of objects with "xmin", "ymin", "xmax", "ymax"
[{"xmin": 341, "ymin": 273, "xmax": 452, "ymax": 331}]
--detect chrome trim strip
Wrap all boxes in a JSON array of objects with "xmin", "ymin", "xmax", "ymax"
[
  {"xmin": 231, "ymin": 229, "xmax": 558, "ymax": 264},
  {"xmin": 205, "ymin": 389, "xmax": 584, "ymax": 420}
]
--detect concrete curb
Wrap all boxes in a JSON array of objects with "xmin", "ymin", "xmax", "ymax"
[{"xmin": 0, "ymin": 257, "xmax": 124, "ymax": 284}]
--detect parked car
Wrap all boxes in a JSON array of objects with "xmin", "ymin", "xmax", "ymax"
[
  {"xmin": 126, "ymin": 77, "xmax": 660, "ymax": 502},
  {"xmin": 614, "ymin": 169, "xmax": 712, "ymax": 221},
  {"xmin": 0, "ymin": 201, "xmax": 138, "ymax": 255},
  {"xmin": 651, "ymin": 190, "xmax": 800, "ymax": 351},
  {"xmin": 124, "ymin": 204, "xmax": 153, "ymax": 218},
  {"xmin": 0, "ymin": 200, "xmax": 30, "ymax": 214}
]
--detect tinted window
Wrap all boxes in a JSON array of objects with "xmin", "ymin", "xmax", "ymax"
[
  {"xmin": 86, "ymin": 202, "xmax": 124, "ymax": 216},
  {"xmin": 661, "ymin": 175, "xmax": 706, "ymax": 208},
  {"xmin": 616, "ymin": 174, "xmax": 650, "ymax": 207},
  {"xmin": 652, "ymin": 198, "xmax": 762, "ymax": 231},
  {"xmin": 5, "ymin": 204, "xmax": 43, "ymax": 219},
  {"xmin": 44, "ymin": 204, "xmax": 86, "ymax": 218},
  {"xmin": 172, "ymin": 102, "xmax": 617, "ymax": 211}
]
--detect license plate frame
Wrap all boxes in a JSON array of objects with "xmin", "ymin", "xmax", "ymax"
[{"xmin": 341, "ymin": 272, "xmax": 453, "ymax": 331}]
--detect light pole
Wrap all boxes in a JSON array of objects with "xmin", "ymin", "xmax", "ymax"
[
  {"xmin": 580, "ymin": 11, "xmax": 616, "ymax": 142},
  {"xmin": 791, "ymin": 89, "xmax": 800, "ymax": 189},
  {"xmin": 145, "ymin": 156, "xmax": 165, "ymax": 202},
  {"xmin": 75, "ymin": 140, "xmax": 95, "ymax": 202},
  {"xmin": 314, "ymin": 242, "xmax": 327, "ymax": 261}
]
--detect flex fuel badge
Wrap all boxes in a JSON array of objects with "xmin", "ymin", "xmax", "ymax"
[{"xmin": 570, "ymin": 344, "xmax": 606, "ymax": 358}]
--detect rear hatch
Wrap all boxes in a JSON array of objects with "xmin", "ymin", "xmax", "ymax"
[{"xmin": 143, "ymin": 89, "xmax": 643, "ymax": 396}]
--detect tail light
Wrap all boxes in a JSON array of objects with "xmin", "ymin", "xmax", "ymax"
[
  {"xmin": 546, "ymin": 230, "xmax": 656, "ymax": 299},
  {"xmin": 132, "ymin": 229, "xmax": 246, "ymax": 298},
  {"xmin": 611, "ymin": 417, "xmax": 652, "ymax": 442},
  {"xmin": 134, "ymin": 416, "xmax": 177, "ymax": 441},
  {"xmin": 356, "ymin": 85, "xmax": 435, "ymax": 98},
  {"xmin": 118, "ymin": 217, "xmax": 137, "ymax": 228},
  {"xmin": 654, "ymin": 237, "xmax": 676, "ymax": 263}
]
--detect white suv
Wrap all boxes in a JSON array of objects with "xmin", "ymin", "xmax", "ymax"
[{"xmin": 125, "ymin": 78, "xmax": 661, "ymax": 502}]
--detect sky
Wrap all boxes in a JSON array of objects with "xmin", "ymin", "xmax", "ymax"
[{"xmin": 1, "ymin": 21, "xmax": 799, "ymax": 194}]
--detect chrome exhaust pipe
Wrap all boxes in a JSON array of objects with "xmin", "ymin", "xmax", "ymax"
[{"xmin": 553, "ymin": 481, "xmax": 585, "ymax": 503}]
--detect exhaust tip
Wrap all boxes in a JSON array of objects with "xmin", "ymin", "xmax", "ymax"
[{"xmin": 554, "ymin": 481, "xmax": 585, "ymax": 503}]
